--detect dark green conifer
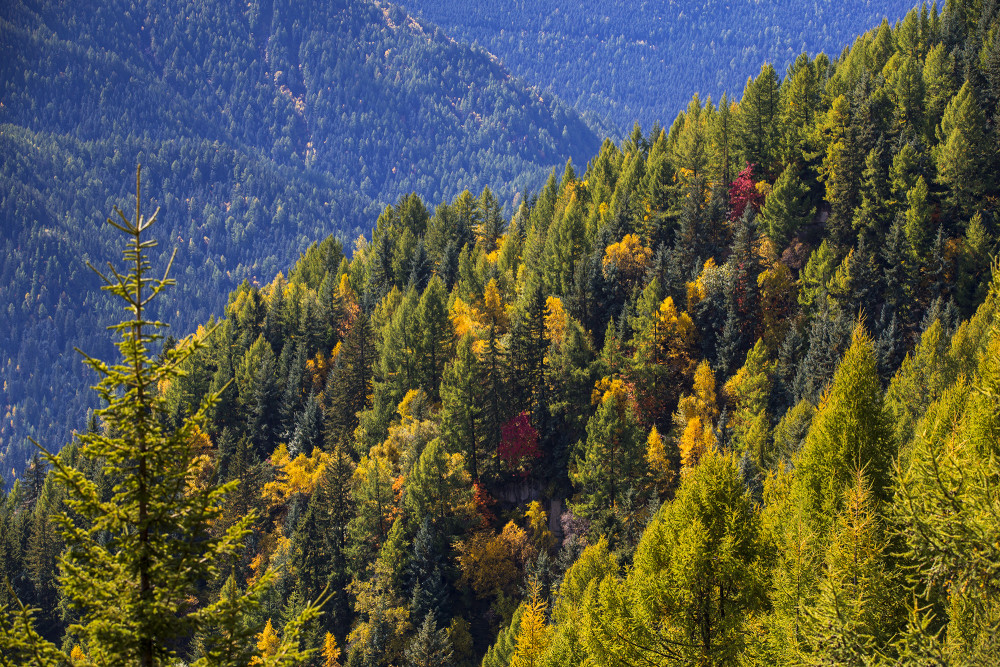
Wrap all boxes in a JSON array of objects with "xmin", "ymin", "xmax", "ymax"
[
  {"xmin": 440, "ymin": 334, "xmax": 483, "ymax": 480},
  {"xmin": 738, "ymin": 63, "xmax": 782, "ymax": 174},
  {"xmin": 416, "ymin": 276, "xmax": 453, "ymax": 400},
  {"xmin": 325, "ymin": 312, "xmax": 375, "ymax": 449},
  {"xmin": 761, "ymin": 164, "xmax": 814, "ymax": 248},
  {"xmin": 477, "ymin": 186, "xmax": 506, "ymax": 251},
  {"xmin": 510, "ymin": 278, "xmax": 549, "ymax": 421},
  {"xmin": 571, "ymin": 385, "xmax": 645, "ymax": 543},
  {"xmin": 289, "ymin": 392, "xmax": 323, "ymax": 455},
  {"xmin": 407, "ymin": 238, "xmax": 432, "ymax": 292},
  {"xmin": 480, "ymin": 321, "xmax": 507, "ymax": 477},
  {"xmin": 249, "ymin": 348, "xmax": 281, "ymax": 456},
  {"xmin": 405, "ymin": 614, "xmax": 454, "ymax": 667},
  {"xmin": 406, "ymin": 518, "xmax": 451, "ymax": 629}
]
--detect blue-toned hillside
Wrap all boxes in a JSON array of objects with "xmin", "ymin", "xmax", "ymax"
[{"xmin": 399, "ymin": 0, "xmax": 918, "ymax": 133}]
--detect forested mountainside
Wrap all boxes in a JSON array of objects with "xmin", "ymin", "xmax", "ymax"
[
  {"xmin": 0, "ymin": 0, "xmax": 600, "ymax": 483},
  {"xmin": 4, "ymin": 0, "xmax": 1000, "ymax": 665},
  {"xmin": 396, "ymin": 0, "xmax": 918, "ymax": 133}
]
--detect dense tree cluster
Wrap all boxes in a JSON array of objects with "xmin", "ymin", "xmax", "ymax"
[
  {"xmin": 0, "ymin": 0, "xmax": 600, "ymax": 483},
  {"xmin": 4, "ymin": 0, "xmax": 1000, "ymax": 664}
]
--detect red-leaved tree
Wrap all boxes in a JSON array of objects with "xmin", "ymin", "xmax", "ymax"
[
  {"xmin": 471, "ymin": 480, "xmax": 498, "ymax": 527},
  {"xmin": 498, "ymin": 411, "xmax": 541, "ymax": 477},
  {"xmin": 729, "ymin": 163, "xmax": 765, "ymax": 221}
]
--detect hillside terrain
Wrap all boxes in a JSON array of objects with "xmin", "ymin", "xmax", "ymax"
[
  {"xmin": 3, "ymin": 1, "xmax": 1000, "ymax": 664},
  {"xmin": 399, "ymin": 0, "xmax": 919, "ymax": 133},
  {"xmin": 0, "ymin": 0, "xmax": 600, "ymax": 481}
]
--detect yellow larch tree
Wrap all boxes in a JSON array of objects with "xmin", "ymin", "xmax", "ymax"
[
  {"xmin": 322, "ymin": 632, "xmax": 341, "ymax": 667},
  {"xmin": 525, "ymin": 500, "xmax": 556, "ymax": 553},
  {"xmin": 251, "ymin": 619, "xmax": 280, "ymax": 665},
  {"xmin": 544, "ymin": 296, "xmax": 568, "ymax": 346},
  {"xmin": 261, "ymin": 444, "xmax": 329, "ymax": 511},
  {"xmin": 602, "ymin": 233, "xmax": 652, "ymax": 287},
  {"xmin": 675, "ymin": 360, "xmax": 719, "ymax": 469},
  {"xmin": 646, "ymin": 426, "xmax": 674, "ymax": 495},
  {"xmin": 511, "ymin": 581, "xmax": 553, "ymax": 667}
]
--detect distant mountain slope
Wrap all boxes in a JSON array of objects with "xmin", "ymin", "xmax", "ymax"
[
  {"xmin": 0, "ymin": 0, "xmax": 600, "ymax": 481},
  {"xmin": 397, "ymin": 0, "xmax": 917, "ymax": 134}
]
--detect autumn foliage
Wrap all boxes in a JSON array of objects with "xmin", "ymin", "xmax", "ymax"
[
  {"xmin": 498, "ymin": 411, "xmax": 542, "ymax": 476},
  {"xmin": 602, "ymin": 233, "xmax": 652, "ymax": 285},
  {"xmin": 728, "ymin": 163, "xmax": 766, "ymax": 220},
  {"xmin": 8, "ymin": 7, "xmax": 1000, "ymax": 664}
]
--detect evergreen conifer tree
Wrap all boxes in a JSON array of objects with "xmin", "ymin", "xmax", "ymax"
[
  {"xmin": 315, "ymin": 443, "xmax": 356, "ymax": 642},
  {"xmin": 760, "ymin": 164, "xmax": 814, "ymax": 248},
  {"xmin": 289, "ymin": 392, "xmax": 323, "ymax": 455},
  {"xmin": 780, "ymin": 54, "xmax": 820, "ymax": 160},
  {"xmin": 477, "ymin": 187, "xmax": 506, "ymax": 251},
  {"xmin": 324, "ymin": 312, "xmax": 375, "ymax": 449},
  {"xmin": 0, "ymin": 168, "xmax": 321, "ymax": 666},
  {"xmin": 571, "ymin": 382, "xmax": 645, "ymax": 541},
  {"xmin": 440, "ymin": 334, "xmax": 483, "ymax": 480},
  {"xmin": 407, "ymin": 238, "xmax": 432, "ymax": 293},
  {"xmin": 406, "ymin": 518, "xmax": 451, "ymax": 629},
  {"xmin": 934, "ymin": 82, "xmax": 990, "ymax": 215},
  {"xmin": 510, "ymin": 279, "xmax": 550, "ymax": 422},
  {"xmin": 404, "ymin": 438, "xmax": 470, "ymax": 529},
  {"xmin": 406, "ymin": 614, "xmax": 454, "ymax": 667},
  {"xmin": 583, "ymin": 448, "xmax": 768, "ymax": 665},
  {"xmin": 793, "ymin": 326, "xmax": 894, "ymax": 534},
  {"xmin": 803, "ymin": 472, "xmax": 903, "ymax": 663},
  {"xmin": 737, "ymin": 64, "xmax": 782, "ymax": 174},
  {"xmin": 904, "ymin": 176, "xmax": 933, "ymax": 258},
  {"xmin": 249, "ymin": 348, "xmax": 281, "ymax": 456},
  {"xmin": 479, "ymin": 322, "xmax": 507, "ymax": 480},
  {"xmin": 416, "ymin": 277, "xmax": 453, "ymax": 400}
]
